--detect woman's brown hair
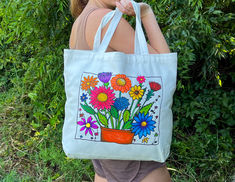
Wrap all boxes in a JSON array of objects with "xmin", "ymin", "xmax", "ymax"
[{"xmin": 70, "ymin": 0, "xmax": 88, "ymax": 19}]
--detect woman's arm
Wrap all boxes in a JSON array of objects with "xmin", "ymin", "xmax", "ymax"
[
  {"xmin": 86, "ymin": 1, "xmax": 170, "ymax": 54},
  {"xmin": 142, "ymin": 11, "xmax": 171, "ymax": 54}
]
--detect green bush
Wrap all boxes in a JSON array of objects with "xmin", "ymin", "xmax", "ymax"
[{"xmin": 0, "ymin": 0, "xmax": 234, "ymax": 181}]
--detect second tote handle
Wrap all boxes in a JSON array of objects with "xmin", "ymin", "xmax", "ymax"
[{"xmin": 93, "ymin": 0, "xmax": 149, "ymax": 55}]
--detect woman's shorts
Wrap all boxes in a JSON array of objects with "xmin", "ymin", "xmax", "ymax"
[{"xmin": 92, "ymin": 159, "xmax": 165, "ymax": 182}]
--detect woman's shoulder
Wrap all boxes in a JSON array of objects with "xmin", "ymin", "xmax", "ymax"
[
  {"xmin": 85, "ymin": 7, "xmax": 114, "ymax": 49},
  {"xmin": 85, "ymin": 6, "xmax": 135, "ymax": 53},
  {"xmin": 87, "ymin": 7, "xmax": 113, "ymax": 23}
]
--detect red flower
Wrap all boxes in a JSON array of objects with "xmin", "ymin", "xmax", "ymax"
[{"xmin": 149, "ymin": 82, "xmax": 161, "ymax": 91}]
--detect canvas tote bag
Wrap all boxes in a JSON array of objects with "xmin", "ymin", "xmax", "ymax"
[{"xmin": 63, "ymin": 1, "xmax": 177, "ymax": 162}]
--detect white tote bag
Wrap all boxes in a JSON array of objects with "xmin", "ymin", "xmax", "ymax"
[{"xmin": 63, "ymin": 1, "xmax": 177, "ymax": 162}]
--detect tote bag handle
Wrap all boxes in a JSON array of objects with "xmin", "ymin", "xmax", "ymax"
[{"xmin": 93, "ymin": 1, "xmax": 149, "ymax": 55}]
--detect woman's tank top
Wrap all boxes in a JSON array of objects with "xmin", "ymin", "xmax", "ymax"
[{"xmin": 69, "ymin": 7, "xmax": 98, "ymax": 50}]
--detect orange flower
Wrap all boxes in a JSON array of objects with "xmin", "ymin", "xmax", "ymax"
[
  {"xmin": 111, "ymin": 74, "xmax": 131, "ymax": 93},
  {"xmin": 81, "ymin": 76, "xmax": 98, "ymax": 91}
]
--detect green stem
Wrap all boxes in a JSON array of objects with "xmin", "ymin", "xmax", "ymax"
[
  {"xmin": 94, "ymin": 114, "xmax": 102, "ymax": 127},
  {"xmin": 104, "ymin": 109, "xmax": 108, "ymax": 116},
  {"xmin": 129, "ymin": 99, "xmax": 134, "ymax": 113},
  {"xmin": 111, "ymin": 116, "xmax": 114, "ymax": 129},
  {"xmin": 115, "ymin": 118, "xmax": 118, "ymax": 129},
  {"xmin": 117, "ymin": 110, "xmax": 122, "ymax": 129},
  {"xmin": 140, "ymin": 100, "xmax": 147, "ymax": 110},
  {"xmin": 138, "ymin": 89, "xmax": 152, "ymax": 111},
  {"xmin": 130, "ymin": 97, "xmax": 143, "ymax": 119},
  {"xmin": 109, "ymin": 112, "xmax": 114, "ymax": 129},
  {"xmin": 109, "ymin": 111, "xmax": 114, "ymax": 129},
  {"xmin": 88, "ymin": 89, "xmax": 91, "ymax": 95},
  {"xmin": 130, "ymin": 104, "xmax": 138, "ymax": 119},
  {"xmin": 119, "ymin": 91, "xmax": 121, "ymax": 98}
]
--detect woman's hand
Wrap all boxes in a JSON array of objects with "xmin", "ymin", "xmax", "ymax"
[{"xmin": 115, "ymin": 0, "xmax": 153, "ymax": 18}]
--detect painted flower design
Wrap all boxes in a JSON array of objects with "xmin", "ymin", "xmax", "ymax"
[
  {"xmin": 129, "ymin": 85, "xmax": 144, "ymax": 100},
  {"xmin": 77, "ymin": 116, "xmax": 98, "ymax": 136},
  {"xmin": 131, "ymin": 113, "xmax": 156, "ymax": 139},
  {"xmin": 80, "ymin": 93, "xmax": 88, "ymax": 102},
  {"xmin": 111, "ymin": 74, "xmax": 131, "ymax": 93},
  {"xmin": 81, "ymin": 76, "xmax": 98, "ymax": 91},
  {"xmin": 137, "ymin": 76, "xmax": 146, "ymax": 84},
  {"xmin": 98, "ymin": 72, "xmax": 112, "ymax": 83},
  {"xmin": 149, "ymin": 82, "xmax": 161, "ymax": 91},
  {"xmin": 90, "ymin": 86, "xmax": 115, "ymax": 110},
  {"xmin": 114, "ymin": 97, "xmax": 129, "ymax": 111}
]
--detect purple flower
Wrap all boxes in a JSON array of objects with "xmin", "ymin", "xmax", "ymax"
[
  {"xmin": 98, "ymin": 72, "xmax": 112, "ymax": 83},
  {"xmin": 77, "ymin": 116, "xmax": 98, "ymax": 136}
]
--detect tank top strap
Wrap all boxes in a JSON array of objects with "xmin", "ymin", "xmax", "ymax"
[{"xmin": 74, "ymin": 7, "xmax": 100, "ymax": 49}]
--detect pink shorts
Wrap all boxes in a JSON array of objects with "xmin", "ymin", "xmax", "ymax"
[{"xmin": 92, "ymin": 159, "xmax": 165, "ymax": 182}]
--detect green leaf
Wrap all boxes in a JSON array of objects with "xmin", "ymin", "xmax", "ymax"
[
  {"xmin": 81, "ymin": 104, "xmax": 96, "ymax": 115},
  {"xmin": 98, "ymin": 112, "xmax": 108, "ymax": 127},
  {"xmin": 123, "ymin": 110, "xmax": 130, "ymax": 123},
  {"xmin": 140, "ymin": 103, "xmax": 153, "ymax": 115},
  {"xmin": 110, "ymin": 106, "xmax": 119, "ymax": 119},
  {"xmin": 123, "ymin": 120, "xmax": 132, "ymax": 129}
]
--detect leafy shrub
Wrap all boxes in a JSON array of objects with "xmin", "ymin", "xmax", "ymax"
[{"xmin": 170, "ymin": 80, "xmax": 234, "ymax": 181}]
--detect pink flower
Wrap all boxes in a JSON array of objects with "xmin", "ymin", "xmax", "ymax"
[
  {"xmin": 90, "ymin": 86, "xmax": 115, "ymax": 110},
  {"xmin": 77, "ymin": 116, "xmax": 98, "ymax": 136},
  {"xmin": 137, "ymin": 76, "xmax": 146, "ymax": 84}
]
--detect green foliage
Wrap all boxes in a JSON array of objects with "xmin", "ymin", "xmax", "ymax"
[
  {"xmin": 98, "ymin": 111, "xmax": 108, "ymax": 127},
  {"xmin": 81, "ymin": 104, "xmax": 96, "ymax": 115},
  {"xmin": 170, "ymin": 81, "xmax": 234, "ymax": 181},
  {"xmin": 110, "ymin": 105, "xmax": 119, "ymax": 119},
  {"xmin": 123, "ymin": 110, "xmax": 130, "ymax": 122},
  {"xmin": 0, "ymin": 0, "xmax": 234, "ymax": 181},
  {"xmin": 139, "ymin": 103, "xmax": 153, "ymax": 115},
  {"xmin": 144, "ymin": 0, "xmax": 235, "ymax": 87}
]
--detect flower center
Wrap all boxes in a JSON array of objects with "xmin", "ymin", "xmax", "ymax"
[
  {"xmin": 116, "ymin": 78, "xmax": 126, "ymax": 86},
  {"xmin": 87, "ymin": 82, "xmax": 90, "ymax": 85},
  {"xmin": 97, "ymin": 93, "xmax": 108, "ymax": 102},
  {"xmin": 86, "ymin": 123, "xmax": 91, "ymax": 128},
  {"xmin": 141, "ymin": 121, "xmax": 147, "ymax": 127},
  {"xmin": 134, "ymin": 91, "xmax": 139, "ymax": 95}
]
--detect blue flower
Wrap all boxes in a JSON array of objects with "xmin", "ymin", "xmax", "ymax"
[
  {"xmin": 131, "ymin": 113, "xmax": 156, "ymax": 139},
  {"xmin": 98, "ymin": 72, "xmax": 112, "ymax": 83},
  {"xmin": 80, "ymin": 93, "xmax": 88, "ymax": 102},
  {"xmin": 114, "ymin": 97, "xmax": 129, "ymax": 110}
]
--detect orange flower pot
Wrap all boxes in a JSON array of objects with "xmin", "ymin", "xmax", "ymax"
[{"xmin": 101, "ymin": 127, "xmax": 134, "ymax": 144}]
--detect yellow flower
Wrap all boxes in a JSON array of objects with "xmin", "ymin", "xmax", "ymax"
[
  {"xmin": 142, "ymin": 137, "xmax": 149, "ymax": 144},
  {"xmin": 129, "ymin": 85, "xmax": 144, "ymax": 100}
]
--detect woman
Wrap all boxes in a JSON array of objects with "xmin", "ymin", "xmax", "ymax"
[{"xmin": 69, "ymin": 0, "xmax": 172, "ymax": 181}]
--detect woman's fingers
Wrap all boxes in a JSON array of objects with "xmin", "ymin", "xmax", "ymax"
[
  {"xmin": 116, "ymin": 2, "xmax": 126, "ymax": 13},
  {"xmin": 116, "ymin": 0, "xmax": 135, "ymax": 16},
  {"xmin": 122, "ymin": 0, "xmax": 135, "ymax": 15}
]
